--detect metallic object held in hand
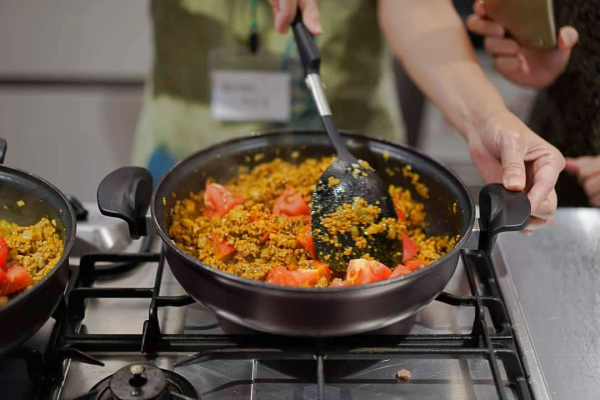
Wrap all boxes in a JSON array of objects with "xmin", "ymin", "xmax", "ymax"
[{"xmin": 485, "ymin": 0, "xmax": 557, "ymax": 49}]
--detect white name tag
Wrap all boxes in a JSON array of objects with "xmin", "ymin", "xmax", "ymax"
[{"xmin": 210, "ymin": 70, "xmax": 291, "ymax": 122}]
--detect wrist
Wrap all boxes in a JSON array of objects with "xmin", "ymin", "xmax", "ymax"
[
  {"xmin": 435, "ymin": 64, "xmax": 508, "ymax": 143},
  {"xmin": 461, "ymin": 100, "xmax": 507, "ymax": 143}
]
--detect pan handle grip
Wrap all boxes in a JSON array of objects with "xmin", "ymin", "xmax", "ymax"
[
  {"xmin": 66, "ymin": 195, "xmax": 89, "ymax": 222},
  {"xmin": 0, "ymin": 138, "xmax": 7, "ymax": 164},
  {"xmin": 291, "ymin": 9, "xmax": 320, "ymax": 75},
  {"xmin": 97, "ymin": 167, "xmax": 153, "ymax": 240},
  {"xmin": 478, "ymin": 183, "xmax": 531, "ymax": 254}
]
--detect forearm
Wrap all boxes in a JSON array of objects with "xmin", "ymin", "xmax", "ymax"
[{"xmin": 378, "ymin": 0, "xmax": 506, "ymax": 141}]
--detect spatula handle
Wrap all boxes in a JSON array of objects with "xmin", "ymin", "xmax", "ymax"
[
  {"xmin": 291, "ymin": 11, "xmax": 357, "ymax": 163},
  {"xmin": 291, "ymin": 12, "xmax": 320, "ymax": 75}
]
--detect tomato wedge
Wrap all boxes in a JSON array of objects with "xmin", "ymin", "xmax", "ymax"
[
  {"xmin": 0, "ymin": 265, "xmax": 32, "ymax": 296},
  {"xmin": 402, "ymin": 232, "xmax": 419, "ymax": 262},
  {"xmin": 259, "ymin": 232, "xmax": 271, "ymax": 244},
  {"xmin": 211, "ymin": 232, "xmax": 235, "ymax": 259},
  {"xmin": 393, "ymin": 200, "xmax": 407, "ymax": 222},
  {"xmin": 405, "ymin": 260, "xmax": 426, "ymax": 271},
  {"xmin": 396, "ymin": 208, "xmax": 407, "ymax": 222},
  {"xmin": 0, "ymin": 268, "xmax": 7, "ymax": 285},
  {"xmin": 289, "ymin": 268, "xmax": 320, "ymax": 287},
  {"xmin": 389, "ymin": 264, "xmax": 412, "ymax": 279},
  {"xmin": 272, "ymin": 187, "xmax": 309, "ymax": 216},
  {"xmin": 296, "ymin": 225, "xmax": 316, "ymax": 259},
  {"xmin": 329, "ymin": 278, "xmax": 350, "ymax": 288},
  {"xmin": 346, "ymin": 259, "xmax": 392, "ymax": 286},
  {"xmin": 313, "ymin": 261, "xmax": 332, "ymax": 282},
  {"xmin": 0, "ymin": 237, "xmax": 7, "ymax": 270},
  {"xmin": 265, "ymin": 266, "xmax": 298, "ymax": 287},
  {"xmin": 203, "ymin": 183, "xmax": 243, "ymax": 217}
]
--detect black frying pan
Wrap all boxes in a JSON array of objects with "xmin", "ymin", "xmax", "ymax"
[
  {"xmin": 97, "ymin": 131, "xmax": 530, "ymax": 337},
  {"xmin": 0, "ymin": 139, "xmax": 76, "ymax": 354}
]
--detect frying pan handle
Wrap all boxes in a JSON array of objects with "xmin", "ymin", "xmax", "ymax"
[
  {"xmin": 97, "ymin": 167, "xmax": 153, "ymax": 240},
  {"xmin": 66, "ymin": 195, "xmax": 88, "ymax": 222},
  {"xmin": 0, "ymin": 138, "xmax": 7, "ymax": 164},
  {"xmin": 478, "ymin": 183, "xmax": 531, "ymax": 254},
  {"xmin": 291, "ymin": 10, "xmax": 320, "ymax": 75}
]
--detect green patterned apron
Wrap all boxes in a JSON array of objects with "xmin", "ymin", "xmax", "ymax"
[{"xmin": 133, "ymin": 0, "xmax": 405, "ymax": 180}]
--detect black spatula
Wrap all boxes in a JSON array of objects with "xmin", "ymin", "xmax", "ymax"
[{"xmin": 291, "ymin": 14, "xmax": 401, "ymax": 272}]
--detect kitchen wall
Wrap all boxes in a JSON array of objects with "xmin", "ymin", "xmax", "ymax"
[{"xmin": 0, "ymin": 1, "xmax": 151, "ymax": 202}]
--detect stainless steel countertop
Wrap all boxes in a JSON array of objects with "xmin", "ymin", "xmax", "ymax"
[{"xmin": 497, "ymin": 208, "xmax": 600, "ymax": 400}]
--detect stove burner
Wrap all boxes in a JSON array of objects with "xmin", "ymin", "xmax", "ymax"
[
  {"xmin": 89, "ymin": 364, "xmax": 198, "ymax": 400},
  {"xmin": 216, "ymin": 313, "xmax": 417, "ymax": 335}
]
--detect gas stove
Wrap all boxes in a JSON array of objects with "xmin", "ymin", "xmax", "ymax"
[{"xmin": 0, "ymin": 202, "xmax": 550, "ymax": 400}]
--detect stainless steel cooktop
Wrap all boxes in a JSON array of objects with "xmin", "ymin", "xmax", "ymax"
[{"xmin": 1, "ymin": 203, "xmax": 571, "ymax": 400}]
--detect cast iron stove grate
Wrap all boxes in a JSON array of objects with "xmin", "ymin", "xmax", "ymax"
[{"xmin": 17, "ymin": 240, "xmax": 534, "ymax": 400}]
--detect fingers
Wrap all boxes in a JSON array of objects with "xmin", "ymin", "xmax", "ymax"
[
  {"xmin": 566, "ymin": 156, "xmax": 600, "ymax": 180},
  {"xmin": 298, "ymin": 0, "xmax": 323, "ymax": 35},
  {"xmin": 541, "ymin": 26, "xmax": 578, "ymax": 75},
  {"xmin": 522, "ymin": 215, "xmax": 555, "ymax": 235},
  {"xmin": 271, "ymin": 0, "xmax": 298, "ymax": 33},
  {"xmin": 590, "ymin": 193, "xmax": 600, "ymax": 207},
  {"xmin": 565, "ymin": 156, "xmax": 600, "ymax": 206},
  {"xmin": 493, "ymin": 56, "xmax": 521, "ymax": 73},
  {"xmin": 521, "ymin": 188, "xmax": 556, "ymax": 234},
  {"xmin": 564, "ymin": 157, "xmax": 580, "ymax": 174},
  {"xmin": 466, "ymin": 14, "xmax": 504, "ymax": 37},
  {"xmin": 531, "ymin": 189, "xmax": 557, "ymax": 219},
  {"xmin": 569, "ymin": 156, "xmax": 600, "ymax": 204},
  {"xmin": 558, "ymin": 26, "xmax": 579, "ymax": 50},
  {"xmin": 582, "ymin": 173, "xmax": 600, "ymax": 199},
  {"xmin": 498, "ymin": 132, "xmax": 527, "ymax": 191},
  {"xmin": 271, "ymin": 0, "xmax": 323, "ymax": 35},
  {"xmin": 523, "ymin": 189, "xmax": 556, "ymax": 234},
  {"xmin": 526, "ymin": 149, "xmax": 565, "ymax": 214},
  {"xmin": 472, "ymin": 0, "xmax": 486, "ymax": 17},
  {"xmin": 484, "ymin": 37, "xmax": 520, "ymax": 56}
]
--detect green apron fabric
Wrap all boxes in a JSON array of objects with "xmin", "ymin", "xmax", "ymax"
[{"xmin": 133, "ymin": 0, "xmax": 405, "ymax": 179}]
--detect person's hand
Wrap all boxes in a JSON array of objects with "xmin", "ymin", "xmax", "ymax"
[
  {"xmin": 466, "ymin": 1, "xmax": 578, "ymax": 89},
  {"xmin": 268, "ymin": 0, "xmax": 323, "ymax": 35},
  {"xmin": 468, "ymin": 109, "xmax": 564, "ymax": 233},
  {"xmin": 564, "ymin": 156, "xmax": 600, "ymax": 207}
]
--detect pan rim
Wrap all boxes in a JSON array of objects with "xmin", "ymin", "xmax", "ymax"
[
  {"xmin": 151, "ymin": 130, "xmax": 475, "ymax": 293},
  {"xmin": 0, "ymin": 164, "xmax": 77, "ymax": 313}
]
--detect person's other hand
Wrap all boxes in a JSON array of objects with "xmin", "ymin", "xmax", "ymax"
[
  {"xmin": 268, "ymin": 0, "xmax": 323, "ymax": 35},
  {"xmin": 466, "ymin": 1, "xmax": 578, "ymax": 89},
  {"xmin": 468, "ymin": 109, "xmax": 564, "ymax": 233},
  {"xmin": 564, "ymin": 156, "xmax": 600, "ymax": 207}
]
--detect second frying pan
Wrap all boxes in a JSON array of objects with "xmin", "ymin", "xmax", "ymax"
[{"xmin": 0, "ymin": 140, "xmax": 77, "ymax": 354}]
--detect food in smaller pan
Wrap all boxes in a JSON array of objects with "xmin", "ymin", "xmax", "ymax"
[
  {"xmin": 169, "ymin": 156, "xmax": 457, "ymax": 288},
  {"xmin": 0, "ymin": 218, "xmax": 64, "ymax": 305}
]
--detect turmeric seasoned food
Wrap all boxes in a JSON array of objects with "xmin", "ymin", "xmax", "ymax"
[
  {"xmin": 0, "ymin": 218, "xmax": 64, "ymax": 306},
  {"xmin": 169, "ymin": 157, "xmax": 457, "ymax": 288}
]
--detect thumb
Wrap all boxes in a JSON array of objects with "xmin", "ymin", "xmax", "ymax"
[
  {"xmin": 564, "ymin": 157, "xmax": 580, "ymax": 174},
  {"xmin": 551, "ymin": 27, "xmax": 578, "ymax": 67},
  {"xmin": 499, "ymin": 133, "xmax": 527, "ymax": 190},
  {"xmin": 536, "ymin": 26, "xmax": 578, "ymax": 80},
  {"xmin": 558, "ymin": 26, "xmax": 579, "ymax": 50}
]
